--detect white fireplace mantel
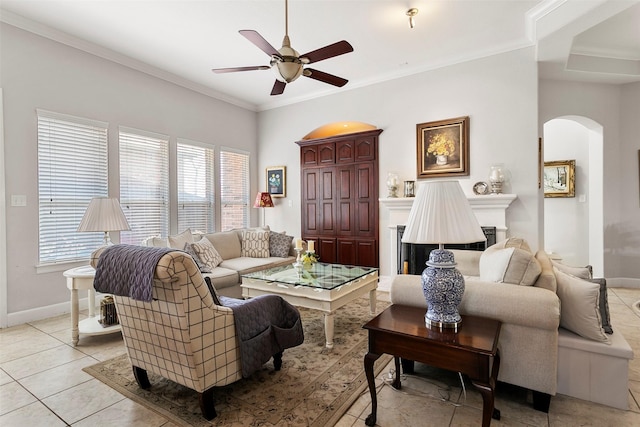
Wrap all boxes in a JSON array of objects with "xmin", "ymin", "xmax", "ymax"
[{"xmin": 378, "ymin": 194, "xmax": 517, "ymax": 278}]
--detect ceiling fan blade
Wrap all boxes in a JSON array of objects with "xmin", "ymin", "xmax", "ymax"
[
  {"xmin": 271, "ymin": 80, "xmax": 286, "ymax": 96},
  {"xmin": 239, "ymin": 30, "xmax": 282, "ymax": 58},
  {"xmin": 304, "ymin": 68, "xmax": 348, "ymax": 87},
  {"xmin": 301, "ymin": 40, "xmax": 353, "ymax": 64},
  {"xmin": 212, "ymin": 66, "xmax": 270, "ymax": 74}
]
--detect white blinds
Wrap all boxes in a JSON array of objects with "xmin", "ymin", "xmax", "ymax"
[
  {"xmin": 37, "ymin": 110, "xmax": 109, "ymax": 263},
  {"xmin": 119, "ymin": 127, "xmax": 169, "ymax": 245},
  {"xmin": 177, "ymin": 140, "xmax": 215, "ymax": 233},
  {"xmin": 219, "ymin": 148, "xmax": 250, "ymax": 231}
]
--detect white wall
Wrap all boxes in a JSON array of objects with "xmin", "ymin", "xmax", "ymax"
[
  {"xmin": 539, "ymin": 80, "xmax": 640, "ymax": 281},
  {"xmin": 258, "ymin": 47, "xmax": 541, "ymax": 277},
  {"xmin": 543, "ymin": 119, "xmax": 591, "ymax": 266},
  {"xmin": 0, "ymin": 23, "xmax": 258, "ymax": 319}
]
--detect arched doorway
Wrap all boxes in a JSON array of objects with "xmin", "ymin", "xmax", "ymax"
[{"xmin": 543, "ymin": 116, "xmax": 603, "ymax": 276}]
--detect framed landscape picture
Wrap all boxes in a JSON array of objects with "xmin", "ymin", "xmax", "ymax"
[
  {"xmin": 544, "ymin": 160, "xmax": 575, "ymax": 198},
  {"xmin": 416, "ymin": 116, "xmax": 469, "ymax": 178},
  {"xmin": 266, "ymin": 166, "xmax": 286, "ymax": 197}
]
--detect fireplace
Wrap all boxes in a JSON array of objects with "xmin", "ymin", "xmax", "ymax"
[{"xmin": 396, "ymin": 225, "xmax": 496, "ymax": 275}]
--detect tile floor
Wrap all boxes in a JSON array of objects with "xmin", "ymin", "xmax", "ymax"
[{"xmin": 1, "ymin": 288, "xmax": 639, "ymax": 426}]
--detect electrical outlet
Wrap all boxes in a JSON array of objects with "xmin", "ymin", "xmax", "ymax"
[{"xmin": 288, "ymin": 200, "xmax": 293, "ymax": 208}]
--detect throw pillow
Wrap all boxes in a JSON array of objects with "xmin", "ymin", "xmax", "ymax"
[
  {"xmin": 191, "ymin": 237, "xmax": 223, "ymax": 269},
  {"xmin": 551, "ymin": 260, "xmax": 593, "ymax": 280},
  {"xmin": 269, "ymin": 231, "xmax": 294, "ymax": 258},
  {"xmin": 479, "ymin": 246, "xmax": 542, "ymax": 286},
  {"xmin": 204, "ymin": 277, "xmax": 223, "ymax": 306},
  {"xmin": 554, "ymin": 266, "xmax": 610, "ymax": 343},
  {"xmin": 241, "ymin": 229, "xmax": 270, "ymax": 258},
  {"xmin": 501, "ymin": 237, "xmax": 532, "ymax": 253},
  {"xmin": 168, "ymin": 228, "xmax": 194, "ymax": 249},
  {"xmin": 183, "ymin": 242, "xmax": 212, "ymax": 273}
]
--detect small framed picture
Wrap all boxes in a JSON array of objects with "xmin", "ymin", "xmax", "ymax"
[
  {"xmin": 266, "ymin": 166, "xmax": 286, "ymax": 198},
  {"xmin": 544, "ymin": 160, "xmax": 575, "ymax": 198},
  {"xmin": 416, "ymin": 116, "xmax": 469, "ymax": 178}
]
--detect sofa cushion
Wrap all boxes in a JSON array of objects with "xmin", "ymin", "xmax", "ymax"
[
  {"xmin": 190, "ymin": 237, "xmax": 223, "ymax": 269},
  {"xmin": 240, "ymin": 229, "xmax": 270, "ymax": 258},
  {"xmin": 269, "ymin": 231, "xmax": 293, "ymax": 258},
  {"xmin": 552, "ymin": 260, "xmax": 592, "ymax": 280},
  {"xmin": 202, "ymin": 267, "xmax": 239, "ymax": 291},
  {"xmin": 168, "ymin": 228, "xmax": 194, "ymax": 249},
  {"xmin": 183, "ymin": 242, "xmax": 212, "ymax": 273},
  {"xmin": 220, "ymin": 256, "xmax": 293, "ymax": 276},
  {"xmin": 554, "ymin": 266, "xmax": 609, "ymax": 343},
  {"xmin": 205, "ymin": 231, "xmax": 241, "ymax": 260},
  {"xmin": 142, "ymin": 235, "xmax": 168, "ymax": 247},
  {"xmin": 479, "ymin": 246, "xmax": 542, "ymax": 286}
]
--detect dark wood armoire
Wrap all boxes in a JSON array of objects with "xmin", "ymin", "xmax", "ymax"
[{"xmin": 295, "ymin": 129, "xmax": 382, "ymax": 267}]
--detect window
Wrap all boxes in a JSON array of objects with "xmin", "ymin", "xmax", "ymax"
[
  {"xmin": 219, "ymin": 148, "xmax": 250, "ymax": 231},
  {"xmin": 177, "ymin": 140, "xmax": 215, "ymax": 233},
  {"xmin": 37, "ymin": 110, "xmax": 108, "ymax": 264},
  {"xmin": 119, "ymin": 127, "xmax": 169, "ymax": 245}
]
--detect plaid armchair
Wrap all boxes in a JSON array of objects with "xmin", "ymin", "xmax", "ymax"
[{"xmin": 90, "ymin": 247, "xmax": 282, "ymax": 420}]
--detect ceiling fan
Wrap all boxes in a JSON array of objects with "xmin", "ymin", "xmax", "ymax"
[{"xmin": 212, "ymin": 0, "xmax": 353, "ymax": 96}]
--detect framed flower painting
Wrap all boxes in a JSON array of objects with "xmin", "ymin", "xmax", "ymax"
[
  {"xmin": 266, "ymin": 166, "xmax": 286, "ymax": 197},
  {"xmin": 416, "ymin": 116, "xmax": 469, "ymax": 178}
]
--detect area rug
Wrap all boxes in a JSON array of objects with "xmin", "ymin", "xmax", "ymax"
[{"xmin": 84, "ymin": 297, "xmax": 391, "ymax": 427}]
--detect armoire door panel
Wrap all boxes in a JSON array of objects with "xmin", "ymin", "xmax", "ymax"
[
  {"xmin": 321, "ymin": 202, "xmax": 335, "ymax": 232},
  {"xmin": 357, "ymin": 166, "xmax": 371, "ymax": 199},
  {"xmin": 357, "ymin": 201, "xmax": 372, "ymax": 233},
  {"xmin": 339, "ymin": 168, "xmax": 352, "ymax": 199},
  {"xmin": 322, "ymin": 170, "xmax": 334, "ymax": 200},
  {"xmin": 304, "ymin": 170, "xmax": 318, "ymax": 200},
  {"xmin": 355, "ymin": 137, "xmax": 376, "ymax": 161},
  {"xmin": 305, "ymin": 203, "xmax": 317, "ymax": 233},
  {"xmin": 318, "ymin": 143, "xmax": 335, "ymax": 164},
  {"xmin": 301, "ymin": 146, "xmax": 318, "ymax": 166},
  {"xmin": 318, "ymin": 238, "xmax": 337, "ymax": 263},
  {"xmin": 337, "ymin": 240, "xmax": 357, "ymax": 265},
  {"xmin": 339, "ymin": 201, "xmax": 353, "ymax": 233},
  {"xmin": 336, "ymin": 140, "xmax": 355, "ymax": 164},
  {"xmin": 355, "ymin": 240, "xmax": 378, "ymax": 267}
]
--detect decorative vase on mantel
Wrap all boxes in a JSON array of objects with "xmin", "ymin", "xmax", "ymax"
[{"xmin": 436, "ymin": 155, "xmax": 448, "ymax": 166}]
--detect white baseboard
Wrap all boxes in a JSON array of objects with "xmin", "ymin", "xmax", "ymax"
[
  {"xmin": 607, "ymin": 277, "xmax": 640, "ymax": 289},
  {"xmin": 6, "ymin": 297, "xmax": 94, "ymax": 328}
]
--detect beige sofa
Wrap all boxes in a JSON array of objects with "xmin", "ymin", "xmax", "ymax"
[
  {"xmin": 145, "ymin": 228, "xmax": 295, "ymax": 298},
  {"xmin": 390, "ymin": 242, "xmax": 633, "ymax": 411}
]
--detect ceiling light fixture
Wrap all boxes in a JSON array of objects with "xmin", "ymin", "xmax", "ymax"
[{"xmin": 406, "ymin": 8, "xmax": 419, "ymax": 29}]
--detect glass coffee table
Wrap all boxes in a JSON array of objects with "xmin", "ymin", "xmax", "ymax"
[{"xmin": 241, "ymin": 262, "xmax": 379, "ymax": 349}]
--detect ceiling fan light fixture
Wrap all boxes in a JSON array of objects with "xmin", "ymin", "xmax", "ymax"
[
  {"xmin": 272, "ymin": 59, "xmax": 303, "ymax": 83},
  {"xmin": 407, "ymin": 8, "xmax": 419, "ymax": 29}
]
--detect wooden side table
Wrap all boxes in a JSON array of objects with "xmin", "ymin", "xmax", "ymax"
[
  {"xmin": 363, "ymin": 305, "xmax": 502, "ymax": 427},
  {"xmin": 63, "ymin": 265, "xmax": 121, "ymax": 346}
]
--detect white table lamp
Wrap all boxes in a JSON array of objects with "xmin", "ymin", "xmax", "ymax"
[
  {"xmin": 401, "ymin": 181, "xmax": 485, "ymax": 330},
  {"xmin": 77, "ymin": 197, "xmax": 131, "ymax": 246}
]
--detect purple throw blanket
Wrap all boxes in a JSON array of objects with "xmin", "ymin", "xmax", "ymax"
[
  {"xmin": 93, "ymin": 245, "xmax": 174, "ymax": 302},
  {"xmin": 220, "ymin": 295, "xmax": 304, "ymax": 377}
]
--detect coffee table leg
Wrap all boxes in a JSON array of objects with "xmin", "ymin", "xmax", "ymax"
[
  {"xmin": 364, "ymin": 352, "xmax": 380, "ymax": 427},
  {"xmin": 369, "ymin": 289, "xmax": 377, "ymax": 315},
  {"xmin": 324, "ymin": 312, "xmax": 335, "ymax": 349}
]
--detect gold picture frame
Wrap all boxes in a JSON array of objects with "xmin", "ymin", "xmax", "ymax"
[
  {"xmin": 544, "ymin": 160, "xmax": 575, "ymax": 198},
  {"xmin": 416, "ymin": 116, "xmax": 469, "ymax": 178},
  {"xmin": 266, "ymin": 166, "xmax": 286, "ymax": 198}
]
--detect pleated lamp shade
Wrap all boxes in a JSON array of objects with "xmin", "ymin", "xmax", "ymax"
[
  {"xmin": 77, "ymin": 197, "xmax": 131, "ymax": 245},
  {"xmin": 401, "ymin": 181, "xmax": 485, "ymax": 245}
]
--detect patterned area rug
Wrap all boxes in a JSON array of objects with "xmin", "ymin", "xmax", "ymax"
[{"xmin": 84, "ymin": 297, "xmax": 392, "ymax": 427}]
